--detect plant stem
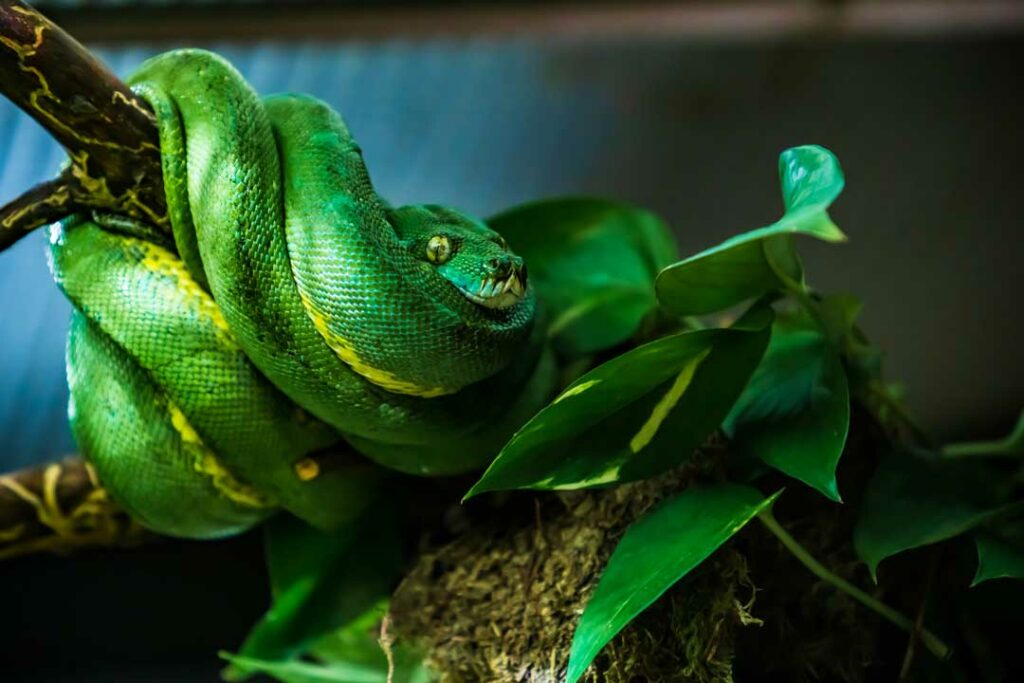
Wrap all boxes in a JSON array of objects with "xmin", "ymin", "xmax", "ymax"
[
  {"xmin": 898, "ymin": 548, "xmax": 939, "ymax": 679},
  {"xmin": 862, "ymin": 381, "xmax": 936, "ymax": 448},
  {"xmin": 941, "ymin": 409, "xmax": 1023, "ymax": 458},
  {"xmin": 757, "ymin": 509, "xmax": 951, "ymax": 661}
]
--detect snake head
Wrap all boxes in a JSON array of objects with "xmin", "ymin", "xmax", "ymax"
[{"xmin": 391, "ymin": 204, "xmax": 530, "ymax": 312}]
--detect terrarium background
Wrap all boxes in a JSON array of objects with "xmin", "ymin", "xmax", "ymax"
[{"xmin": 0, "ymin": 1, "xmax": 1021, "ymax": 680}]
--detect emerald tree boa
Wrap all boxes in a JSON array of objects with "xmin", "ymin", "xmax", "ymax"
[{"xmin": 47, "ymin": 49, "xmax": 669, "ymax": 539}]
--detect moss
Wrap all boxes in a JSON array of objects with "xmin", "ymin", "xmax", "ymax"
[
  {"xmin": 594, "ymin": 549, "xmax": 756, "ymax": 683},
  {"xmin": 389, "ymin": 422, "xmax": 884, "ymax": 682},
  {"xmin": 390, "ymin": 447, "xmax": 759, "ymax": 682}
]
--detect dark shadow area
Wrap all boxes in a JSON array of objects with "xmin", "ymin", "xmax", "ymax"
[{"xmin": 0, "ymin": 531, "xmax": 267, "ymax": 681}]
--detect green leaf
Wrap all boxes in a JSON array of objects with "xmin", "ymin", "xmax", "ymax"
[
  {"xmin": 854, "ymin": 451, "xmax": 1014, "ymax": 581},
  {"xmin": 972, "ymin": 516, "xmax": 1024, "ymax": 586},
  {"xmin": 465, "ymin": 305, "xmax": 772, "ymax": 497},
  {"xmin": 307, "ymin": 601, "xmax": 392, "ymax": 669},
  {"xmin": 221, "ymin": 653, "xmax": 386, "ymax": 683},
  {"xmin": 943, "ymin": 409, "xmax": 1024, "ymax": 458},
  {"xmin": 489, "ymin": 198, "xmax": 678, "ymax": 355},
  {"xmin": 232, "ymin": 505, "xmax": 406, "ymax": 670},
  {"xmin": 814, "ymin": 293, "xmax": 884, "ymax": 390},
  {"xmin": 227, "ymin": 601, "xmax": 433, "ymax": 683},
  {"xmin": 656, "ymin": 145, "xmax": 846, "ymax": 316},
  {"xmin": 723, "ymin": 319, "xmax": 850, "ymax": 501},
  {"xmin": 973, "ymin": 535, "xmax": 1024, "ymax": 587},
  {"xmin": 565, "ymin": 484, "xmax": 780, "ymax": 683}
]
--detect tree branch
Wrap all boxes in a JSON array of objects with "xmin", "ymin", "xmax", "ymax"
[
  {"xmin": 0, "ymin": 0, "xmax": 169, "ymax": 554},
  {"xmin": 0, "ymin": 455, "xmax": 147, "ymax": 560},
  {"xmin": 0, "ymin": 0, "xmax": 166, "ymax": 251},
  {"xmin": 0, "ymin": 445, "xmax": 367, "ymax": 559}
]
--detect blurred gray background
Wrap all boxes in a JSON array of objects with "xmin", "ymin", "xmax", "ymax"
[{"xmin": 0, "ymin": 1, "xmax": 1022, "ymax": 679}]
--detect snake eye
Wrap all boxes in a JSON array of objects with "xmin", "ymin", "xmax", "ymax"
[{"xmin": 426, "ymin": 235, "xmax": 452, "ymax": 264}]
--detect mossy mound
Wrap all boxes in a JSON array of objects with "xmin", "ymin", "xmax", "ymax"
[
  {"xmin": 390, "ymin": 450, "xmax": 758, "ymax": 682},
  {"xmin": 389, "ymin": 433, "xmax": 880, "ymax": 682}
]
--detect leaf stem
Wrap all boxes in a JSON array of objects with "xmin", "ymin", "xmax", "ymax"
[
  {"xmin": 899, "ymin": 548, "xmax": 939, "ymax": 680},
  {"xmin": 862, "ymin": 381, "xmax": 936, "ymax": 448},
  {"xmin": 757, "ymin": 509, "xmax": 951, "ymax": 661},
  {"xmin": 941, "ymin": 409, "xmax": 1023, "ymax": 458}
]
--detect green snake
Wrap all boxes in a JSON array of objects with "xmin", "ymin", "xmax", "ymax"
[{"xmin": 46, "ymin": 49, "xmax": 664, "ymax": 539}]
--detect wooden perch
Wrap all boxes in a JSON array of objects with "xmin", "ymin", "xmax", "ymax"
[
  {"xmin": 0, "ymin": 0, "xmax": 166, "ymax": 251},
  {"xmin": 0, "ymin": 1, "xmax": 168, "ymax": 556},
  {"xmin": 0, "ymin": 456, "xmax": 146, "ymax": 559}
]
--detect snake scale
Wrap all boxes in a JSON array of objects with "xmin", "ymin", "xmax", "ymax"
[{"xmin": 46, "ymin": 49, "xmax": 667, "ymax": 539}]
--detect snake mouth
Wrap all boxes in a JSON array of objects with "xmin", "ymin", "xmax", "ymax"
[{"xmin": 461, "ymin": 265, "xmax": 528, "ymax": 310}]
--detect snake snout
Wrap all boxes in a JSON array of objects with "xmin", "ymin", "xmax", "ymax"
[
  {"xmin": 489, "ymin": 254, "xmax": 524, "ymax": 278},
  {"xmin": 465, "ymin": 256, "xmax": 528, "ymax": 310}
]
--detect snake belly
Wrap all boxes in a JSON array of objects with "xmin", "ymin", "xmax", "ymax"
[{"xmin": 48, "ymin": 49, "xmax": 555, "ymax": 539}]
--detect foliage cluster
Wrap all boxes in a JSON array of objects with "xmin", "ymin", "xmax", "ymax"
[{"xmin": 222, "ymin": 147, "xmax": 1024, "ymax": 682}]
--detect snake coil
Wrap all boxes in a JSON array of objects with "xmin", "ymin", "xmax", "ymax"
[{"xmin": 49, "ymin": 50, "xmax": 556, "ymax": 538}]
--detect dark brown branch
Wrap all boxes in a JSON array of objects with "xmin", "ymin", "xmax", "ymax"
[
  {"xmin": 0, "ymin": 455, "xmax": 147, "ymax": 560},
  {"xmin": 0, "ymin": 2, "xmax": 167, "ymax": 555},
  {"xmin": 0, "ymin": 175, "xmax": 72, "ymax": 234},
  {"xmin": 0, "ymin": 0, "xmax": 166, "ymax": 251},
  {"xmin": 0, "ymin": 445, "xmax": 365, "ymax": 559}
]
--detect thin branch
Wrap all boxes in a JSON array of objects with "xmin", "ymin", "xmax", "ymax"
[
  {"xmin": 0, "ymin": 445, "xmax": 368, "ymax": 559},
  {"xmin": 0, "ymin": 455, "xmax": 147, "ymax": 560},
  {"xmin": 0, "ymin": 0, "xmax": 166, "ymax": 251},
  {"xmin": 0, "ymin": 2, "xmax": 168, "ymax": 555},
  {"xmin": 0, "ymin": 175, "xmax": 71, "ymax": 237}
]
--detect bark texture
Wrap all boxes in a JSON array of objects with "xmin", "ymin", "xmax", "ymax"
[
  {"xmin": 0, "ymin": 456, "xmax": 147, "ymax": 560},
  {"xmin": 0, "ymin": 0, "xmax": 166, "ymax": 251},
  {"xmin": 0, "ymin": 1, "xmax": 167, "ymax": 556}
]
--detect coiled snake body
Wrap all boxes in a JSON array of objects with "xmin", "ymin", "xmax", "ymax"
[{"xmin": 47, "ymin": 50, "xmax": 650, "ymax": 539}]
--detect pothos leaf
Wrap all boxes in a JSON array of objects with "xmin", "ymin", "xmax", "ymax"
[
  {"xmin": 231, "ymin": 505, "xmax": 406, "ymax": 672},
  {"xmin": 565, "ymin": 484, "xmax": 780, "ymax": 683},
  {"xmin": 655, "ymin": 145, "xmax": 846, "ymax": 316},
  {"xmin": 489, "ymin": 198, "xmax": 678, "ymax": 355},
  {"xmin": 465, "ymin": 305, "xmax": 772, "ymax": 497},
  {"xmin": 227, "ymin": 601, "xmax": 433, "ymax": 683},
  {"xmin": 814, "ymin": 293, "xmax": 883, "ymax": 390},
  {"xmin": 221, "ymin": 652, "xmax": 386, "ymax": 683},
  {"xmin": 972, "ymin": 515, "xmax": 1024, "ymax": 586},
  {"xmin": 307, "ymin": 601, "xmax": 392, "ymax": 670},
  {"xmin": 723, "ymin": 318, "xmax": 850, "ymax": 501},
  {"xmin": 854, "ymin": 451, "xmax": 1016, "ymax": 581}
]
